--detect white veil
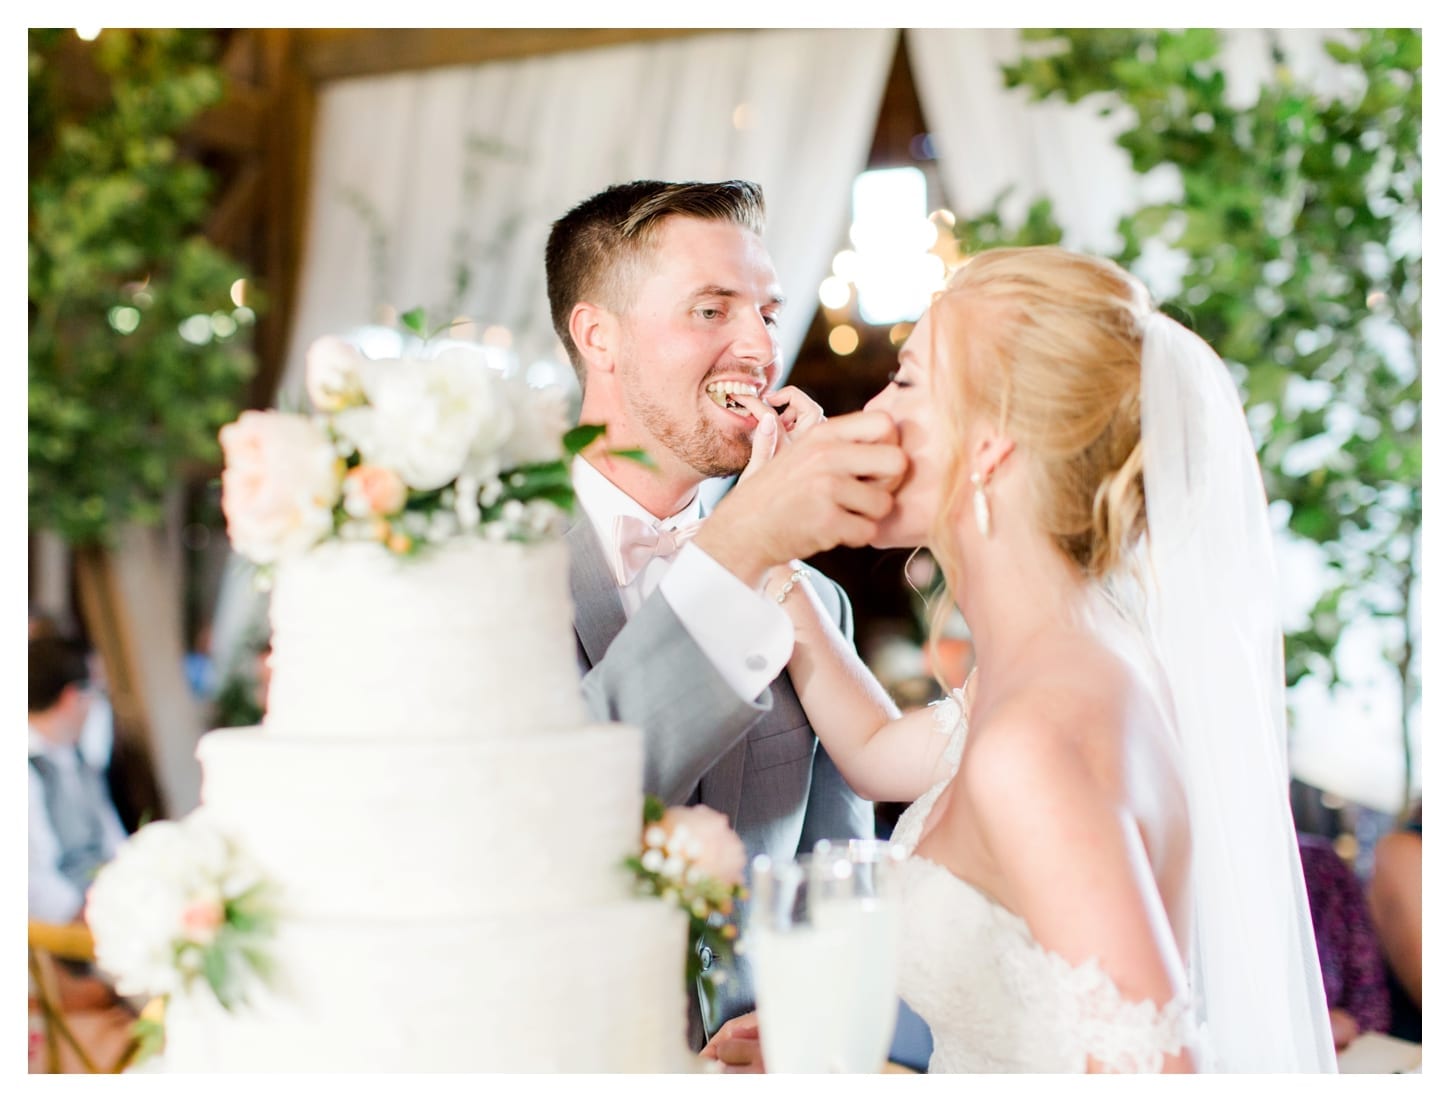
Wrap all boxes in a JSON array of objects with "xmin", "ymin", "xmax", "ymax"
[{"xmin": 1139, "ymin": 312, "xmax": 1337, "ymax": 1072}]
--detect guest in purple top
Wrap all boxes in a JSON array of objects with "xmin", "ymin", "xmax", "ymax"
[{"xmin": 1298, "ymin": 833, "xmax": 1392, "ymax": 1051}]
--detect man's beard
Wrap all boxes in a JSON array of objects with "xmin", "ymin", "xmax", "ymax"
[{"xmin": 627, "ymin": 380, "xmax": 752, "ymax": 479}]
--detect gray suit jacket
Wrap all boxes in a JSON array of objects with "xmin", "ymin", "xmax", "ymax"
[{"xmin": 566, "ymin": 517, "xmax": 875, "ymax": 1047}]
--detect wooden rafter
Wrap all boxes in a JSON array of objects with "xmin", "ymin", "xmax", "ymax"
[{"xmin": 293, "ymin": 28, "xmax": 723, "ymax": 83}]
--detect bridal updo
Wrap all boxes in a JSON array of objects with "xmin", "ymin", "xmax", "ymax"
[{"xmin": 928, "ymin": 247, "xmax": 1154, "ymax": 581}]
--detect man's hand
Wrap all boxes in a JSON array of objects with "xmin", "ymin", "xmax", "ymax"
[
  {"xmin": 702, "ymin": 1011, "xmax": 765, "ymax": 1073},
  {"xmin": 695, "ymin": 408, "xmax": 905, "ymax": 588},
  {"xmin": 759, "ymin": 386, "xmax": 826, "ymax": 441}
]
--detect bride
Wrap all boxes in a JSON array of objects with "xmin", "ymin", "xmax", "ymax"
[{"xmin": 710, "ymin": 247, "xmax": 1337, "ymax": 1072}]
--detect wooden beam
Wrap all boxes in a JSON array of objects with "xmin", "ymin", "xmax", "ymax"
[
  {"xmin": 250, "ymin": 28, "xmax": 315, "ymax": 408},
  {"xmin": 49, "ymin": 34, "xmax": 269, "ymax": 156},
  {"xmin": 294, "ymin": 28, "xmax": 726, "ymax": 82},
  {"xmin": 73, "ymin": 546, "xmax": 168, "ymax": 824},
  {"xmin": 205, "ymin": 161, "xmax": 264, "ymax": 251},
  {"xmin": 189, "ymin": 82, "xmax": 268, "ymax": 155}
]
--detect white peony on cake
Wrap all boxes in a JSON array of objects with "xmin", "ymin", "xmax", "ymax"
[{"xmin": 87, "ymin": 332, "xmax": 691, "ymax": 1072}]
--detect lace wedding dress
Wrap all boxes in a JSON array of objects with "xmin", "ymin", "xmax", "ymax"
[{"xmin": 890, "ymin": 691, "xmax": 1210, "ymax": 1073}]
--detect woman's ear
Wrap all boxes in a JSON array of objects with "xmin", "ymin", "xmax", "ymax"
[{"xmin": 974, "ymin": 430, "xmax": 1016, "ymax": 480}]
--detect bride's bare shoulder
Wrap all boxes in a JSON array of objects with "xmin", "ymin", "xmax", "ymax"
[{"xmin": 961, "ymin": 644, "xmax": 1150, "ymax": 801}]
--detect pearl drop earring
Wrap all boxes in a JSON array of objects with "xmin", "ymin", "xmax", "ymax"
[{"xmin": 971, "ymin": 471, "xmax": 992, "ymax": 538}]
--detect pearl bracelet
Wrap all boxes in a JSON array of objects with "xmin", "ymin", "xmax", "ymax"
[{"xmin": 774, "ymin": 567, "xmax": 808, "ymax": 604}]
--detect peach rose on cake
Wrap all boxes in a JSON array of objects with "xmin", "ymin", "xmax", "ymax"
[
  {"xmin": 220, "ymin": 411, "xmax": 342, "ymax": 564},
  {"xmin": 341, "ymin": 464, "xmax": 407, "ymax": 519},
  {"xmin": 179, "ymin": 896, "xmax": 226, "ymax": 946}
]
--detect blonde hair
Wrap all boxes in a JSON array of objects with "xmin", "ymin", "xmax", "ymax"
[{"xmin": 924, "ymin": 247, "xmax": 1154, "ymax": 680}]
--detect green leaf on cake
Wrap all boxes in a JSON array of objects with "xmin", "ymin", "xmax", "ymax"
[
  {"xmin": 201, "ymin": 943, "xmax": 231, "ymax": 1007},
  {"xmin": 608, "ymin": 448, "xmax": 655, "ymax": 469},
  {"xmin": 500, "ymin": 461, "xmax": 570, "ymax": 496},
  {"xmin": 399, "ymin": 307, "xmax": 427, "ymax": 337},
  {"xmin": 564, "ymin": 423, "xmax": 606, "ymax": 454}
]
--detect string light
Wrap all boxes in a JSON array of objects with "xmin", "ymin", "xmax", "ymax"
[
  {"xmin": 818, "ymin": 276, "xmax": 851, "ymax": 311},
  {"xmin": 828, "ymin": 325, "xmax": 860, "ymax": 356}
]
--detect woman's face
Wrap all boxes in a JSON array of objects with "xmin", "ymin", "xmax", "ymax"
[{"xmin": 864, "ymin": 305, "xmax": 956, "ymax": 549}]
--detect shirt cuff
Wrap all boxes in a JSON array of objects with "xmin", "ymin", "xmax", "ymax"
[{"xmin": 658, "ymin": 542, "xmax": 793, "ymax": 702}]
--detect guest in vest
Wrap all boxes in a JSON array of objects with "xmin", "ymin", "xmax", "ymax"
[{"xmin": 28, "ymin": 636, "xmax": 129, "ymax": 924}]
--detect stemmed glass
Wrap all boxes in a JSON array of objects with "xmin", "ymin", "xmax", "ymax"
[
  {"xmin": 806, "ymin": 839, "xmax": 905, "ymax": 1073},
  {"xmin": 745, "ymin": 840, "xmax": 905, "ymax": 1073}
]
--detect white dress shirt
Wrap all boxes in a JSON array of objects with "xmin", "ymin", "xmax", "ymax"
[
  {"xmin": 571, "ymin": 455, "xmax": 793, "ymax": 703},
  {"xmin": 28, "ymin": 727, "xmax": 128, "ymax": 923}
]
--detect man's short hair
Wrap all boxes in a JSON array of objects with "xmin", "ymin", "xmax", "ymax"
[
  {"xmin": 29, "ymin": 636, "xmax": 90, "ymax": 713},
  {"xmin": 544, "ymin": 180, "xmax": 767, "ymax": 385}
]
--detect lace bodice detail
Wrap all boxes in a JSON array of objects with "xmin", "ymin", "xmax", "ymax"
[{"xmin": 889, "ymin": 693, "xmax": 1209, "ymax": 1073}]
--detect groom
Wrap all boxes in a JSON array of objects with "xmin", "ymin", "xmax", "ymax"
[{"xmin": 545, "ymin": 179, "xmax": 904, "ymax": 1056}]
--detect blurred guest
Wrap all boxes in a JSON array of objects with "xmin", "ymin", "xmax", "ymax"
[
  {"xmin": 28, "ymin": 604, "xmax": 61, "ymax": 640},
  {"xmin": 184, "ymin": 623, "xmax": 219, "ymax": 701},
  {"xmin": 28, "ymin": 637, "xmax": 128, "ymax": 925},
  {"xmin": 77, "ymin": 651, "xmax": 114, "ymax": 772},
  {"xmin": 1297, "ymin": 833, "xmax": 1391, "ymax": 1051},
  {"xmin": 1368, "ymin": 801, "xmax": 1421, "ymax": 1043}
]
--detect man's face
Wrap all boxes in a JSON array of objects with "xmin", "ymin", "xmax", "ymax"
[{"xmin": 610, "ymin": 216, "xmax": 784, "ymax": 480}]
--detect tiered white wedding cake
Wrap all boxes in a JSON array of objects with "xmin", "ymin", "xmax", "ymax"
[
  {"xmin": 165, "ymin": 540, "xmax": 688, "ymax": 1072},
  {"xmin": 89, "ymin": 335, "xmax": 691, "ymax": 1072}
]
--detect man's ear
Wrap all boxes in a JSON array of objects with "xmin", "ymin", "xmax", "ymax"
[
  {"xmin": 58, "ymin": 681, "xmax": 89, "ymax": 717},
  {"xmin": 569, "ymin": 302, "xmax": 617, "ymax": 376}
]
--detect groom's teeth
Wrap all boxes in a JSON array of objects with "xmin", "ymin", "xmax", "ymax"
[{"xmin": 705, "ymin": 380, "xmax": 762, "ymax": 412}]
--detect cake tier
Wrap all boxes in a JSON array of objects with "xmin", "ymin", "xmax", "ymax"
[
  {"xmin": 161, "ymin": 898, "xmax": 691, "ymax": 1072},
  {"xmin": 199, "ymin": 724, "xmax": 644, "ymax": 920},
  {"xmin": 264, "ymin": 537, "xmax": 586, "ymax": 739}
]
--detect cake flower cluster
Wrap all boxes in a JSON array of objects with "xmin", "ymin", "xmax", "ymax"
[
  {"xmin": 85, "ymin": 813, "xmax": 277, "ymax": 1015},
  {"xmin": 219, "ymin": 312, "xmax": 625, "ymax": 566},
  {"xmin": 626, "ymin": 797, "xmax": 748, "ymax": 1023}
]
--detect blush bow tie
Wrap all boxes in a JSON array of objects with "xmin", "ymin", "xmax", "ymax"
[{"xmin": 608, "ymin": 515, "xmax": 704, "ymax": 587}]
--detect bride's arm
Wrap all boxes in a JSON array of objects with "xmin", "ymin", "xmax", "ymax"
[
  {"xmin": 767, "ymin": 559, "xmax": 961, "ymax": 804},
  {"xmin": 964, "ymin": 702, "xmax": 1200, "ymax": 1073},
  {"xmin": 731, "ymin": 392, "xmax": 954, "ymax": 804}
]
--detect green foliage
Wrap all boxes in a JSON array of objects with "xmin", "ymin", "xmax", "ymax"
[
  {"xmin": 130, "ymin": 1003, "xmax": 167, "ymax": 1065},
  {"xmin": 959, "ymin": 29, "xmax": 1421, "ymax": 806},
  {"xmin": 29, "ymin": 29, "xmax": 259, "ymax": 546}
]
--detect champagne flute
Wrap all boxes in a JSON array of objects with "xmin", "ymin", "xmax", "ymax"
[
  {"xmin": 806, "ymin": 839, "xmax": 906, "ymax": 1073},
  {"xmin": 745, "ymin": 853, "xmax": 849, "ymax": 1072}
]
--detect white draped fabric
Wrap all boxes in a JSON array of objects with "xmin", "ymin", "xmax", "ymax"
[
  {"xmin": 213, "ymin": 28, "xmax": 895, "ymax": 681},
  {"xmin": 275, "ymin": 28, "xmax": 896, "ymax": 407},
  {"xmin": 906, "ymin": 29, "xmax": 1161, "ymax": 257},
  {"xmin": 907, "ymin": 29, "xmax": 1356, "ymax": 266}
]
